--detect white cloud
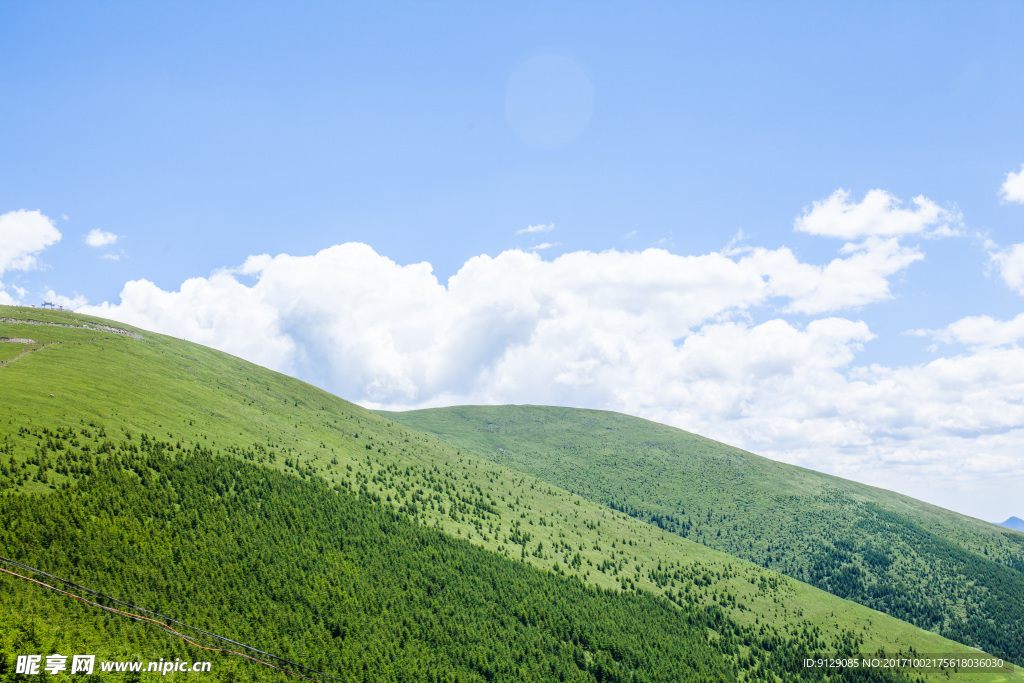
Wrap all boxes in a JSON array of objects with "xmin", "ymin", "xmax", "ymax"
[
  {"xmin": 739, "ymin": 237, "xmax": 923, "ymax": 314},
  {"xmin": 80, "ymin": 240, "xmax": 933, "ymax": 407},
  {"xmin": 912, "ymin": 312, "xmax": 1024, "ymax": 348},
  {"xmin": 0, "ymin": 283, "xmax": 25, "ymax": 306},
  {"xmin": 102, "ymin": 253, "xmax": 122, "ymax": 261},
  {"xmin": 517, "ymin": 223, "xmax": 554, "ymax": 234},
  {"xmin": 0, "ymin": 209, "xmax": 62, "ymax": 276},
  {"xmin": 795, "ymin": 189, "xmax": 958, "ymax": 239},
  {"xmin": 838, "ymin": 349, "xmax": 1024, "ymax": 448},
  {"xmin": 43, "ymin": 289, "xmax": 88, "ymax": 310},
  {"xmin": 529, "ymin": 242, "xmax": 559, "ymax": 251},
  {"xmin": 77, "ymin": 234, "xmax": 932, "ymax": 415},
  {"xmin": 990, "ymin": 242, "xmax": 1024, "ymax": 294},
  {"xmin": 82, "ymin": 272, "xmax": 296, "ymax": 374},
  {"xmin": 999, "ymin": 164, "xmax": 1024, "ymax": 204},
  {"xmin": 83, "ymin": 245, "xmax": 772, "ymax": 401},
  {"xmin": 84, "ymin": 229, "xmax": 119, "ymax": 248}
]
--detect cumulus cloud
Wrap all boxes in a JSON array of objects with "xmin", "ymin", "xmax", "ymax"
[
  {"xmin": 84, "ymin": 229, "xmax": 119, "ymax": 248},
  {"xmin": 83, "ymin": 245, "xmax": 771, "ymax": 402},
  {"xmin": 990, "ymin": 243, "xmax": 1024, "ymax": 294},
  {"xmin": 82, "ymin": 271, "xmax": 296, "ymax": 375},
  {"xmin": 738, "ymin": 237, "xmax": 923, "ymax": 314},
  {"xmin": 78, "ymin": 238, "xmax": 938, "ymax": 408},
  {"xmin": 43, "ymin": 289, "xmax": 88, "ymax": 310},
  {"xmin": 795, "ymin": 189, "xmax": 958, "ymax": 239},
  {"xmin": 840, "ymin": 349, "xmax": 1024, "ymax": 448},
  {"xmin": 0, "ymin": 209, "xmax": 62, "ymax": 276},
  {"xmin": 517, "ymin": 223, "xmax": 554, "ymax": 234},
  {"xmin": 0, "ymin": 283, "xmax": 27, "ymax": 305},
  {"xmin": 911, "ymin": 312, "xmax": 1024, "ymax": 348},
  {"xmin": 76, "ymin": 235, "xmax": 940, "ymax": 416},
  {"xmin": 1000, "ymin": 164, "xmax": 1024, "ymax": 204}
]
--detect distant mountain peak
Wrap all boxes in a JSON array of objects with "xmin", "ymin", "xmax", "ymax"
[{"xmin": 999, "ymin": 516, "xmax": 1024, "ymax": 531}]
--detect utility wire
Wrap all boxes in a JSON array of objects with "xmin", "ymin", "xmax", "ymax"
[
  {"xmin": 0, "ymin": 555, "xmax": 222, "ymax": 651},
  {"xmin": 0, "ymin": 555, "xmax": 348, "ymax": 683},
  {"xmin": 0, "ymin": 564, "xmax": 315, "ymax": 681}
]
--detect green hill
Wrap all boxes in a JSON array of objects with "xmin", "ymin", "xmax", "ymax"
[
  {"xmin": 380, "ymin": 405, "xmax": 1024, "ymax": 665},
  {"xmin": 1, "ymin": 305, "xmax": 1017, "ymax": 681},
  {"xmin": 2, "ymin": 440, "xmax": 749, "ymax": 682}
]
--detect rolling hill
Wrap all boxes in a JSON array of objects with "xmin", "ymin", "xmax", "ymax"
[
  {"xmin": 381, "ymin": 405, "xmax": 1024, "ymax": 665},
  {"xmin": 1, "ymin": 305, "xmax": 1018, "ymax": 681}
]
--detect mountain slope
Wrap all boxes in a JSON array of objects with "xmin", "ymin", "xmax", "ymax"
[
  {"xmin": 1, "ymin": 306, "xmax": 1017, "ymax": 681},
  {"xmin": 2, "ymin": 445, "xmax": 748, "ymax": 682},
  {"xmin": 1003, "ymin": 518, "xmax": 1024, "ymax": 532},
  {"xmin": 381, "ymin": 404, "xmax": 1024, "ymax": 664}
]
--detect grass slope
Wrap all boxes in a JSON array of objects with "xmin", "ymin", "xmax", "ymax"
[
  {"xmin": 0, "ymin": 306, "xmax": 1016, "ymax": 681},
  {"xmin": 380, "ymin": 405, "xmax": 1024, "ymax": 665},
  {"xmin": 3, "ymin": 446, "xmax": 749, "ymax": 682}
]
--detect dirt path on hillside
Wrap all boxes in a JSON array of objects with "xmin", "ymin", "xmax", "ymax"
[
  {"xmin": 0, "ymin": 316, "xmax": 144, "ymax": 341},
  {"xmin": 0, "ymin": 314, "xmax": 145, "ymax": 370},
  {"xmin": 0, "ymin": 336, "xmax": 118, "ymax": 369},
  {"xmin": 0, "ymin": 339, "xmax": 49, "ymax": 367}
]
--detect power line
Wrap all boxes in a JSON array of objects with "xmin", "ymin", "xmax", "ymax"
[{"xmin": 0, "ymin": 555, "xmax": 348, "ymax": 683}]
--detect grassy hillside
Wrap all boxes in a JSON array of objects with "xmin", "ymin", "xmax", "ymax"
[
  {"xmin": 381, "ymin": 405, "xmax": 1024, "ymax": 665},
  {"xmin": 2, "ymin": 444, "xmax": 752, "ymax": 682},
  {"xmin": 1, "ymin": 305, "xmax": 1017, "ymax": 681}
]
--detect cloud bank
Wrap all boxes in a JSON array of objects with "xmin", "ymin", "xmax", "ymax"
[
  {"xmin": 81, "ymin": 241, "xmax": 913, "ymax": 405},
  {"xmin": 76, "ymin": 192, "xmax": 1024, "ymax": 517}
]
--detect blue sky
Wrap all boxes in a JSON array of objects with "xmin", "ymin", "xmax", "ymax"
[{"xmin": 2, "ymin": 1, "xmax": 1024, "ymax": 522}]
